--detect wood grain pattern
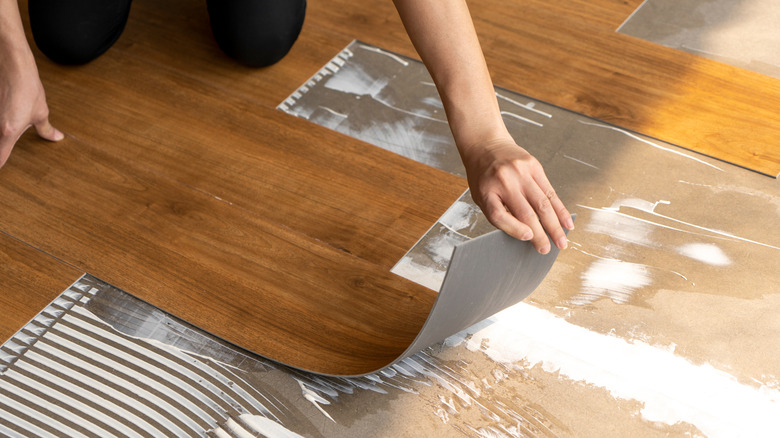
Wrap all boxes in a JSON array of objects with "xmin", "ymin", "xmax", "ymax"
[
  {"xmin": 1, "ymin": 127, "xmax": 441, "ymax": 374},
  {"xmin": 3, "ymin": 0, "xmax": 778, "ymax": 375},
  {"xmin": 0, "ymin": 233, "xmax": 82, "ymax": 341},
  {"xmin": 3, "ymin": 0, "xmax": 464, "ymax": 375},
  {"xmin": 115, "ymin": 0, "xmax": 780, "ymax": 176}
]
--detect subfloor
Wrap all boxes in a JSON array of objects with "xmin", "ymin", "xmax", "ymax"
[{"xmin": 1, "ymin": 0, "xmax": 779, "ymax": 436}]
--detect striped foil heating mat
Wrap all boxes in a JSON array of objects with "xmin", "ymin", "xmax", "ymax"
[
  {"xmin": 2, "ymin": 274, "xmax": 531, "ymax": 437},
  {"xmin": 0, "ymin": 275, "xmax": 297, "ymax": 437}
]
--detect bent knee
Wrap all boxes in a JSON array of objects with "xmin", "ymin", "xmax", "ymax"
[
  {"xmin": 207, "ymin": 0, "xmax": 306, "ymax": 67},
  {"xmin": 29, "ymin": 0, "xmax": 132, "ymax": 65}
]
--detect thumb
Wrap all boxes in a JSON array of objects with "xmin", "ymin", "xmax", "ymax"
[{"xmin": 34, "ymin": 118, "xmax": 64, "ymax": 142}]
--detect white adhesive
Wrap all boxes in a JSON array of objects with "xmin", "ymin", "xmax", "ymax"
[
  {"xmin": 240, "ymin": 414, "xmax": 306, "ymax": 438},
  {"xmin": 224, "ymin": 418, "xmax": 254, "ymax": 438},
  {"xmin": 447, "ymin": 303, "xmax": 780, "ymax": 438},
  {"xmin": 39, "ymin": 338, "xmax": 212, "ymax": 429},
  {"xmin": 439, "ymin": 201, "xmax": 478, "ymax": 232},
  {"xmin": 575, "ymin": 258, "xmax": 652, "ymax": 305},
  {"xmin": 66, "ymin": 307, "xmax": 260, "ymax": 413},
  {"xmin": 0, "ymin": 380, "xmax": 89, "ymax": 438},
  {"xmin": 425, "ymin": 232, "xmax": 465, "ymax": 266},
  {"xmin": 586, "ymin": 207, "xmax": 656, "ymax": 248},
  {"xmin": 1, "ymin": 370, "xmax": 138, "ymax": 438},
  {"xmin": 495, "ymin": 92, "xmax": 553, "ymax": 118},
  {"xmin": 563, "ymin": 154, "xmax": 600, "ymax": 170},
  {"xmin": 323, "ymin": 68, "xmax": 389, "ymax": 97},
  {"xmin": 677, "ymin": 243, "xmax": 732, "ymax": 266},
  {"xmin": 20, "ymin": 349, "xmax": 186, "ymax": 435},
  {"xmin": 391, "ymin": 255, "xmax": 447, "ymax": 291},
  {"xmin": 500, "ymin": 111, "xmax": 544, "ymax": 127},
  {"xmin": 578, "ymin": 201, "xmax": 780, "ymax": 251},
  {"xmin": 579, "ymin": 121, "xmax": 724, "ymax": 171},
  {"xmin": 50, "ymin": 315, "xmax": 229, "ymax": 416},
  {"xmin": 357, "ymin": 43, "xmax": 410, "ymax": 66},
  {"xmin": 296, "ymin": 379, "xmax": 336, "ymax": 423}
]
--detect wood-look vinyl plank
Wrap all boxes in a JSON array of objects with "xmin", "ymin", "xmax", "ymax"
[
  {"xmin": 1, "ymin": 132, "xmax": 436, "ymax": 374},
  {"xmin": 125, "ymin": 0, "xmax": 776, "ymax": 176},
  {"xmin": 24, "ymin": 0, "xmax": 780, "ymax": 174},
  {"xmin": 0, "ymin": 233, "xmax": 83, "ymax": 341},
  {"xmin": 7, "ymin": 0, "xmax": 461, "ymax": 374},
  {"xmin": 471, "ymin": 0, "xmax": 780, "ymax": 176},
  {"xmin": 35, "ymin": 49, "xmax": 465, "ymax": 268},
  {"xmin": 305, "ymin": 0, "xmax": 780, "ymax": 175}
]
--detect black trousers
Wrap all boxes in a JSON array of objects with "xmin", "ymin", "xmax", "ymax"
[{"xmin": 28, "ymin": 0, "xmax": 306, "ymax": 67}]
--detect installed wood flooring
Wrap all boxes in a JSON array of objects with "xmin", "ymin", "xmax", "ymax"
[{"xmin": 2, "ymin": 0, "xmax": 778, "ymax": 374}]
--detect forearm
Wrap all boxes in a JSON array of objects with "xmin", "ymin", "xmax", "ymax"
[
  {"xmin": 393, "ymin": 0, "xmax": 573, "ymax": 250},
  {"xmin": 0, "ymin": 0, "xmax": 34, "ymax": 69},
  {"xmin": 392, "ymin": 0, "xmax": 511, "ymax": 156}
]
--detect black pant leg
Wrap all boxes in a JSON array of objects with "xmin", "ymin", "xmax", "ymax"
[
  {"xmin": 206, "ymin": 0, "xmax": 306, "ymax": 67},
  {"xmin": 29, "ymin": 0, "xmax": 133, "ymax": 65}
]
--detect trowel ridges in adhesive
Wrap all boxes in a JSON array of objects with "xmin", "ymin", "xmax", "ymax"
[{"xmin": 0, "ymin": 276, "xmax": 285, "ymax": 437}]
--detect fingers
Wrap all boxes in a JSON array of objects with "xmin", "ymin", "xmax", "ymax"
[
  {"xmin": 484, "ymin": 191, "xmax": 554, "ymax": 254},
  {"xmin": 533, "ymin": 170, "xmax": 574, "ymax": 231},
  {"xmin": 523, "ymin": 182, "xmax": 568, "ymax": 253},
  {"xmin": 502, "ymin": 188, "xmax": 555, "ymax": 254},
  {"xmin": 482, "ymin": 193, "xmax": 533, "ymax": 241},
  {"xmin": 34, "ymin": 116, "xmax": 64, "ymax": 142},
  {"xmin": 480, "ymin": 165, "xmax": 572, "ymax": 255},
  {"xmin": 0, "ymin": 122, "xmax": 27, "ymax": 168}
]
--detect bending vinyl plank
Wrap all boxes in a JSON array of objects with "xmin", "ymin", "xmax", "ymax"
[{"xmin": 1, "ymin": 124, "xmax": 563, "ymax": 376}]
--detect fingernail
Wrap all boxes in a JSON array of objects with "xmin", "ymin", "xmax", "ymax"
[
  {"xmin": 521, "ymin": 231, "xmax": 533, "ymax": 241},
  {"xmin": 557, "ymin": 236, "xmax": 568, "ymax": 250},
  {"xmin": 539, "ymin": 245, "xmax": 550, "ymax": 255},
  {"xmin": 566, "ymin": 218, "xmax": 575, "ymax": 230}
]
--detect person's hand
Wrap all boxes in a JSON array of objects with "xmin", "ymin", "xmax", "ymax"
[
  {"xmin": 1, "ymin": 49, "xmax": 63, "ymax": 169},
  {"xmin": 462, "ymin": 137, "xmax": 574, "ymax": 254}
]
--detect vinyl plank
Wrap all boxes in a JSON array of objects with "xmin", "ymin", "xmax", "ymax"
[
  {"xmin": 0, "ymin": 133, "xmax": 437, "ymax": 375},
  {"xmin": 98, "ymin": 0, "xmax": 776, "ymax": 175},
  {"xmin": 0, "ymin": 233, "xmax": 83, "ymax": 341},
  {"xmin": 469, "ymin": 1, "xmax": 780, "ymax": 176},
  {"xmin": 34, "ymin": 0, "xmax": 779, "ymax": 177},
  {"xmin": 8, "ymin": 0, "xmax": 461, "ymax": 375},
  {"xmin": 32, "ymin": 45, "xmax": 466, "ymax": 268}
]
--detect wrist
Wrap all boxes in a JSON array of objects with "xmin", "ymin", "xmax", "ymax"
[
  {"xmin": 0, "ymin": 0, "xmax": 36, "ymax": 72},
  {"xmin": 455, "ymin": 125, "xmax": 515, "ymax": 161}
]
